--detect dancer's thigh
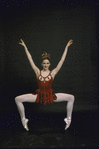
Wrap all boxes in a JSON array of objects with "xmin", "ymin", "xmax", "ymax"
[
  {"xmin": 15, "ymin": 94, "xmax": 37, "ymax": 103},
  {"xmin": 54, "ymin": 93, "xmax": 74, "ymax": 102}
]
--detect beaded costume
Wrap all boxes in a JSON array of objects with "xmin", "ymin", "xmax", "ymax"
[{"xmin": 33, "ymin": 71, "xmax": 57, "ymax": 105}]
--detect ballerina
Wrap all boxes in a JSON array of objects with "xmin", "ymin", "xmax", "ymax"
[{"xmin": 15, "ymin": 39, "xmax": 74, "ymax": 131}]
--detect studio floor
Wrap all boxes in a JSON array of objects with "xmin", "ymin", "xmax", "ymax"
[{"xmin": 0, "ymin": 109, "xmax": 99, "ymax": 149}]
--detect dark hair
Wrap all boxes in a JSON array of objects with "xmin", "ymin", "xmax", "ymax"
[{"xmin": 41, "ymin": 52, "xmax": 51, "ymax": 62}]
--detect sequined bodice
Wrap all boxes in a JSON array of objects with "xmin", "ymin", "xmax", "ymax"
[{"xmin": 37, "ymin": 71, "xmax": 53, "ymax": 91}]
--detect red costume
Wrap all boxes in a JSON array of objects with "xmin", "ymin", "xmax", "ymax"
[{"xmin": 33, "ymin": 71, "xmax": 57, "ymax": 105}]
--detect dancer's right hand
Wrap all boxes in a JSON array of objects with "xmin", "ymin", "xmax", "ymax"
[{"xmin": 19, "ymin": 39, "xmax": 26, "ymax": 47}]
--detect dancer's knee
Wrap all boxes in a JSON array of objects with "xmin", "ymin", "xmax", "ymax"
[
  {"xmin": 15, "ymin": 96, "xmax": 20, "ymax": 103},
  {"xmin": 69, "ymin": 95, "xmax": 75, "ymax": 102}
]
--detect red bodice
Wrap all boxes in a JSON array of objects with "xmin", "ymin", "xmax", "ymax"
[{"xmin": 34, "ymin": 71, "xmax": 57, "ymax": 105}]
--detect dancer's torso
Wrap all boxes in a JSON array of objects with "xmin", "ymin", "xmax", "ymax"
[{"xmin": 37, "ymin": 71, "xmax": 53, "ymax": 91}]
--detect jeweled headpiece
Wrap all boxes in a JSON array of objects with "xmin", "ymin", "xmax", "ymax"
[{"xmin": 42, "ymin": 52, "xmax": 50, "ymax": 59}]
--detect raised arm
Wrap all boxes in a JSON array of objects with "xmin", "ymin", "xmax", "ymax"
[
  {"xmin": 19, "ymin": 39, "xmax": 40, "ymax": 76},
  {"xmin": 51, "ymin": 39, "xmax": 73, "ymax": 79}
]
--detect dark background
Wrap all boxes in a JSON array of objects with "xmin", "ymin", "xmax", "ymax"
[
  {"xmin": 0, "ymin": 1, "xmax": 99, "ymax": 148},
  {"xmin": 0, "ymin": 0, "xmax": 98, "ymax": 114}
]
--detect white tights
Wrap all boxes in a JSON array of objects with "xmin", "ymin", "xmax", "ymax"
[{"xmin": 15, "ymin": 93, "xmax": 75, "ymax": 121}]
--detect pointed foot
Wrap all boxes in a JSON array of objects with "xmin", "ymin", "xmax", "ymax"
[
  {"xmin": 64, "ymin": 118, "xmax": 71, "ymax": 130},
  {"xmin": 22, "ymin": 118, "xmax": 29, "ymax": 131}
]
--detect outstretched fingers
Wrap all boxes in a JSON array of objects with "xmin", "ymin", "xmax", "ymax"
[
  {"xmin": 19, "ymin": 39, "xmax": 25, "ymax": 46},
  {"xmin": 20, "ymin": 39, "xmax": 23, "ymax": 42},
  {"xmin": 68, "ymin": 39, "xmax": 73, "ymax": 46}
]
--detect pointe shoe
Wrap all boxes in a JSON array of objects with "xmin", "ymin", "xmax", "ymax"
[
  {"xmin": 64, "ymin": 118, "xmax": 71, "ymax": 130},
  {"xmin": 22, "ymin": 118, "xmax": 29, "ymax": 131}
]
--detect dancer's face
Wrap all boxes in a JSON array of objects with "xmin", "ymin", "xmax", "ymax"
[{"xmin": 41, "ymin": 59, "xmax": 51, "ymax": 70}]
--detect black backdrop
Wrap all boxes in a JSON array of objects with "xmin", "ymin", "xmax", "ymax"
[{"xmin": 0, "ymin": 0, "xmax": 98, "ymax": 114}]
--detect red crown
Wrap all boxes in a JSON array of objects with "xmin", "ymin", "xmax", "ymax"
[{"xmin": 42, "ymin": 52, "xmax": 50, "ymax": 58}]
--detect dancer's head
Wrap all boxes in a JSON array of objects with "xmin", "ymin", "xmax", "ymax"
[{"xmin": 41, "ymin": 52, "xmax": 51, "ymax": 70}]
